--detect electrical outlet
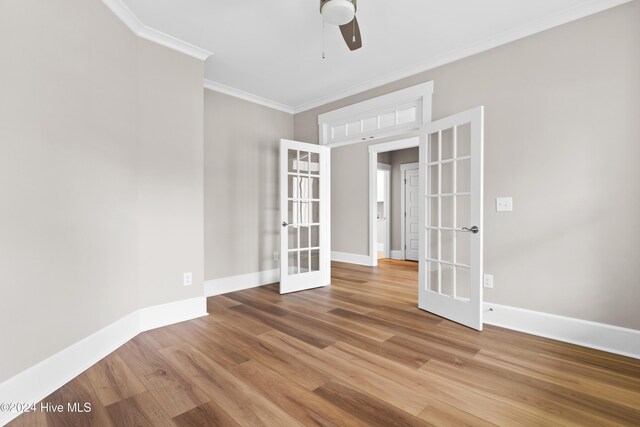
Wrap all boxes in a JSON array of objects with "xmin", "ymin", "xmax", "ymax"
[
  {"xmin": 183, "ymin": 272, "xmax": 192, "ymax": 287},
  {"xmin": 483, "ymin": 274, "xmax": 494, "ymax": 289},
  {"xmin": 273, "ymin": 251, "xmax": 279, "ymax": 261},
  {"xmin": 496, "ymin": 197, "xmax": 513, "ymax": 212}
]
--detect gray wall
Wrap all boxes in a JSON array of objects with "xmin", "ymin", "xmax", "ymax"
[
  {"xmin": 204, "ymin": 90, "xmax": 294, "ymax": 281},
  {"xmin": 0, "ymin": 0, "xmax": 205, "ymax": 382},
  {"xmin": 389, "ymin": 148, "xmax": 419, "ymax": 253},
  {"xmin": 294, "ymin": 2, "xmax": 640, "ymax": 329}
]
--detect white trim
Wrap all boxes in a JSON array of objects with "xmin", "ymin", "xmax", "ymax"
[
  {"xmin": 139, "ymin": 297, "xmax": 207, "ymax": 331},
  {"xmin": 400, "ymin": 162, "xmax": 419, "ymax": 261},
  {"xmin": 204, "ymin": 80, "xmax": 294, "ymax": 114},
  {"xmin": 291, "ymin": 0, "xmax": 632, "ymax": 113},
  {"xmin": 319, "ymin": 83, "xmax": 433, "ymax": 148},
  {"xmin": 101, "ymin": 0, "xmax": 212, "ymax": 61},
  {"xmin": 0, "ymin": 297, "xmax": 207, "ymax": 426},
  {"xmin": 376, "ymin": 163, "xmax": 391, "ymax": 259},
  {"xmin": 331, "ymin": 251, "xmax": 373, "ymax": 266},
  {"xmin": 368, "ymin": 138, "xmax": 420, "ymax": 267},
  {"xmin": 390, "ymin": 250, "xmax": 403, "ymax": 260},
  {"xmin": 484, "ymin": 303, "xmax": 640, "ymax": 360},
  {"xmin": 205, "ymin": 269, "xmax": 280, "ymax": 297},
  {"xmin": 376, "ymin": 243, "xmax": 385, "ymax": 252}
]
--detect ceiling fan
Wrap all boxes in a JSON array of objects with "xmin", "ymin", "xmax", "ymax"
[{"xmin": 320, "ymin": 0, "xmax": 362, "ymax": 51}]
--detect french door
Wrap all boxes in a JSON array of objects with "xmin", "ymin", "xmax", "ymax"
[
  {"xmin": 279, "ymin": 139, "xmax": 331, "ymax": 294},
  {"xmin": 419, "ymin": 107, "xmax": 484, "ymax": 330}
]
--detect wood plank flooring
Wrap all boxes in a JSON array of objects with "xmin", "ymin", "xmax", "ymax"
[{"xmin": 9, "ymin": 259, "xmax": 640, "ymax": 426}]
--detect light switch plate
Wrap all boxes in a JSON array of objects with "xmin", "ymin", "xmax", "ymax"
[{"xmin": 496, "ymin": 197, "xmax": 513, "ymax": 212}]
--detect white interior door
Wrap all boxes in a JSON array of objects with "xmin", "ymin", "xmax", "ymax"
[
  {"xmin": 404, "ymin": 168, "xmax": 420, "ymax": 261},
  {"xmin": 418, "ymin": 107, "xmax": 484, "ymax": 330},
  {"xmin": 280, "ymin": 139, "xmax": 330, "ymax": 294}
]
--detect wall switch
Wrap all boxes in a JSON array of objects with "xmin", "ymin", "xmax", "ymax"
[
  {"xmin": 273, "ymin": 251, "xmax": 279, "ymax": 261},
  {"xmin": 183, "ymin": 272, "xmax": 193, "ymax": 286},
  {"xmin": 496, "ymin": 197, "xmax": 513, "ymax": 212},
  {"xmin": 483, "ymin": 274, "xmax": 494, "ymax": 289}
]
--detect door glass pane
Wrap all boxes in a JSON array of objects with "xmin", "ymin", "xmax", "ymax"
[
  {"xmin": 457, "ymin": 158, "xmax": 470, "ymax": 193},
  {"xmin": 457, "ymin": 267, "xmax": 470, "ymax": 300},
  {"xmin": 310, "ymin": 225, "xmax": 320, "ymax": 247},
  {"xmin": 288, "ymin": 175, "xmax": 299, "ymax": 198},
  {"xmin": 310, "ymin": 176, "xmax": 320, "ymax": 199},
  {"xmin": 299, "ymin": 226, "xmax": 309, "ymax": 249},
  {"xmin": 300, "ymin": 250, "xmax": 310, "ymax": 273},
  {"xmin": 429, "ymin": 133, "xmax": 439, "ymax": 163},
  {"xmin": 457, "ymin": 231, "xmax": 470, "ymax": 266},
  {"xmin": 429, "ymin": 165, "xmax": 439, "ymax": 195},
  {"xmin": 298, "ymin": 201, "xmax": 309, "ymax": 224},
  {"xmin": 288, "ymin": 227, "xmax": 298, "ymax": 249},
  {"xmin": 397, "ymin": 107, "xmax": 416, "ymax": 124},
  {"xmin": 310, "ymin": 153, "xmax": 320, "ymax": 175},
  {"xmin": 441, "ymin": 230, "xmax": 454, "ymax": 263},
  {"xmin": 427, "ymin": 230, "xmax": 439, "ymax": 260},
  {"xmin": 379, "ymin": 112, "xmax": 395, "ymax": 128},
  {"xmin": 457, "ymin": 196, "xmax": 470, "ymax": 230},
  {"xmin": 333, "ymin": 124, "xmax": 346, "ymax": 139},
  {"xmin": 441, "ymin": 161, "xmax": 454, "ymax": 194},
  {"xmin": 311, "ymin": 201, "xmax": 320, "ymax": 223},
  {"xmin": 428, "ymin": 261, "xmax": 439, "ymax": 292},
  {"xmin": 428, "ymin": 198, "xmax": 439, "ymax": 227},
  {"xmin": 311, "ymin": 249, "xmax": 320, "ymax": 271},
  {"xmin": 441, "ymin": 265, "xmax": 454, "ymax": 297},
  {"xmin": 441, "ymin": 196, "xmax": 454, "ymax": 228},
  {"xmin": 288, "ymin": 201, "xmax": 298, "ymax": 224},
  {"xmin": 441, "ymin": 128, "xmax": 454, "ymax": 160},
  {"xmin": 288, "ymin": 251, "xmax": 299, "ymax": 275},
  {"xmin": 288, "ymin": 149, "xmax": 298, "ymax": 172},
  {"xmin": 298, "ymin": 152, "xmax": 309, "ymax": 174},
  {"xmin": 457, "ymin": 123, "xmax": 471, "ymax": 157}
]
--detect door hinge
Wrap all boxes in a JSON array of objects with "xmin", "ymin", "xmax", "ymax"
[
  {"xmin": 404, "ymin": 179, "xmax": 407, "ymax": 184},
  {"xmin": 404, "ymin": 211, "xmax": 407, "ymax": 217}
]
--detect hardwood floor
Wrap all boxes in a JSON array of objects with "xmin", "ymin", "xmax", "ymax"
[{"xmin": 9, "ymin": 260, "xmax": 640, "ymax": 426}]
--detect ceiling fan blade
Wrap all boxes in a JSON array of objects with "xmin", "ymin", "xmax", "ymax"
[{"xmin": 339, "ymin": 16, "xmax": 362, "ymax": 51}]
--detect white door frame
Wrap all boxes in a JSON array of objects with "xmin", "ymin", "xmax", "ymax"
[
  {"xmin": 368, "ymin": 137, "xmax": 419, "ymax": 267},
  {"xmin": 400, "ymin": 162, "xmax": 419, "ymax": 261},
  {"xmin": 376, "ymin": 163, "xmax": 391, "ymax": 259}
]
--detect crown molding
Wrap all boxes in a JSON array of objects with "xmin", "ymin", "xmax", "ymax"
[
  {"xmin": 289, "ymin": 0, "xmax": 632, "ymax": 113},
  {"xmin": 204, "ymin": 79, "xmax": 294, "ymax": 114},
  {"xmin": 101, "ymin": 0, "xmax": 213, "ymax": 61}
]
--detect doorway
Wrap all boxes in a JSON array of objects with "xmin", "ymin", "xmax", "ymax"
[{"xmin": 376, "ymin": 164, "xmax": 391, "ymax": 259}]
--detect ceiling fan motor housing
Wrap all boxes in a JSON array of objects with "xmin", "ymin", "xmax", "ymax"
[{"xmin": 320, "ymin": 0, "xmax": 357, "ymax": 26}]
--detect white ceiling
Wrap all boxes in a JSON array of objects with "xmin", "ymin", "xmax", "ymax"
[{"xmin": 121, "ymin": 0, "xmax": 627, "ymax": 112}]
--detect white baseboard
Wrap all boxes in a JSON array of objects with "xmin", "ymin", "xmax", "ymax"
[
  {"xmin": 331, "ymin": 251, "xmax": 373, "ymax": 266},
  {"xmin": 0, "ymin": 297, "xmax": 207, "ymax": 426},
  {"xmin": 139, "ymin": 296, "xmax": 207, "ymax": 331},
  {"xmin": 390, "ymin": 250, "xmax": 403, "ymax": 260},
  {"xmin": 205, "ymin": 269, "xmax": 280, "ymax": 297},
  {"xmin": 483, "ymin": 302, "xmax": 640, "ymax": 360}
]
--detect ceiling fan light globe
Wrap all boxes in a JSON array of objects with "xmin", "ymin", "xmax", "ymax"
[{"xmin": 321, "ymin": 0, "xmax": 356, "ymax": 26}]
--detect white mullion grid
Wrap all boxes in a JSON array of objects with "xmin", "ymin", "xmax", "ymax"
[
  {"xmin": 307, "ymin": 152, "xmax": 312, "ymax": 273},
  {"xmin": 427, "ymin": 192, "xmax": 470, "ymax": 198},
  {"xmin": 427, "ymin": 156, "xmax": 470, "ymax": 166},
  {"xmin": 437, "ymin": 130, "xmax": 442, "ymax": 294},
  {"xmin": 296, "ymin": 150, "xmax": 301, "ymax": 274},
  {"xmin": 427, "ymin": 259, "xmax": 470, "ymax": 269},
  {"xmin": 452, "ymin": 126, "xmax": 458, "ymax": 299}
]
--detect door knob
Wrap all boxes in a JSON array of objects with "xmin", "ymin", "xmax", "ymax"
[
  {"xmin": 461, "ymin": 226, "xmax": 479, "ymax": 234},
  {"xmin": 282, "ymin": 221, "xmax": 289, "ymax": 227}
]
